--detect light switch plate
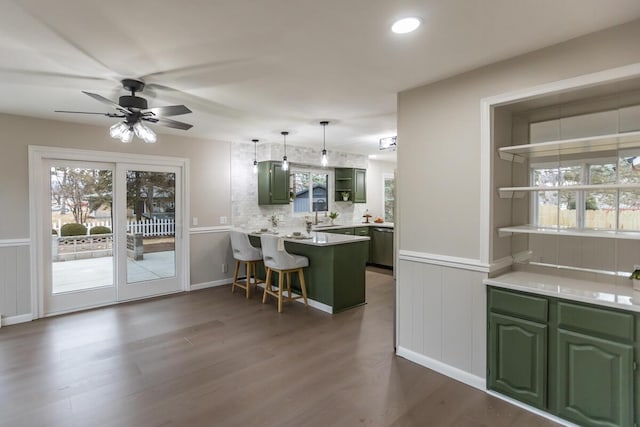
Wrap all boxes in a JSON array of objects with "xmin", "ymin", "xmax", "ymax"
[{"xmin": 192, "ymin": 217, "xmax": 198, "ymax": 226}]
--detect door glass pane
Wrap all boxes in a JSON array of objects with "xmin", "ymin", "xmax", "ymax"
[
  {"xmin": 51, "ymin": 166, "xmax": 113, "ymax": 293},
  {"xmin": 126, "ymin": 170, "xmax": 176, "ymax": 283}
]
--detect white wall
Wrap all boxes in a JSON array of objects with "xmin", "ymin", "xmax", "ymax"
[{"xmin": 396, "ymin": 19, "xmax": 640, "ymax": 385}]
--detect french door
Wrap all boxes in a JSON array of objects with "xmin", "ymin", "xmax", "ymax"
[{"xmin": 42, "ymin": 157, "xmax": 184, "ymax": 316}]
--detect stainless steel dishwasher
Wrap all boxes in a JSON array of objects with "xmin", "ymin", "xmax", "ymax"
[{"xmin": 371, "ymin": 227, "xmax": 394, "ymax": 268}]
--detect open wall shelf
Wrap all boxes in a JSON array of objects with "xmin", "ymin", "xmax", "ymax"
[
  {"xmin": 498, "ymin": 183, "xmax": 640, "ymax": 198},
  {"xmin": 498, "ymin": 224, "xmax": 640, "ymax": 240},
  {"xmin": 498, "ymin": 130, "xmax": 640, "ymax": 162}
]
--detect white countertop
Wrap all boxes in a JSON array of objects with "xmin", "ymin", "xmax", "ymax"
[
  {"xmin": 484, "ymin": 271, "xmax": 640, "ymax": 313},
  {"xmin": 311, "ymin": 222, "xmax": 394, "ymax": 231},
  {"xmin": 247, "ymin": 230, "xmax": 370, "ymax": 246}
]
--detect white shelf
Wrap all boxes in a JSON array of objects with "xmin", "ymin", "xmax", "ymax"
[
  {"xmin": 498, "ymin": 224, "xmax": 640, "ymax": 240},
  {"xmin": 498, "ymin": 183, "xmax": 640, "ymax": 198},
  {"xmin": 498, "ymin": 130, "xmax": 640, "ymax": 162}
]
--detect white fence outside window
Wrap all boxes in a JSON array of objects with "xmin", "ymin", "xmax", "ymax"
[{"xmin": 52, "ymin": 218, "xmax": 175, "ymax": 237}]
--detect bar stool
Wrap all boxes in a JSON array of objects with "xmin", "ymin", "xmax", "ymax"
[
  {"xmin": 229, "ymin": 230, "xmax": 264, "ymax": 298},
  {"xmin": 260, "ymin": 234, "xmax": 309, "ymax": 313}
]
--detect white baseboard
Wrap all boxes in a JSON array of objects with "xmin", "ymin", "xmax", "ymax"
[
  {"xmin": 396, "ymin": 346, "xmax": 486, "ymax": 390},
  {"xmin": 486, "ymin": 391, "xmax": 577, "ymax": 427},
  {"xmin": 190, "ymin": 278, "xmax": 233, "ymax": 291},
  {"xmin": 1, "ymin": 313, "xmax": 33, "ymax": 327}
]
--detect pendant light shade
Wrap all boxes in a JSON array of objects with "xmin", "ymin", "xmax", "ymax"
[
  {"xmin": 252, "ymin": 139, "xmax": 259, "ymax": 174},
  {"xmin": 320, "ymin": 121, "xmax": 329, "ymax": 167},
  {"xmin": 281, "ymin": 131, "xmax": 289, "ymax": 171}
]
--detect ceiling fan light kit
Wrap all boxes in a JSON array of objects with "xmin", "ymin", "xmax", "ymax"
[{"xmin": 56, "ymin": 79, "xmax": 192, "ymax": 144}]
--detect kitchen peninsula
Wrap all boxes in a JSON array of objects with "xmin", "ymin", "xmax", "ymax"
[{"xmin": 247, "ymin": 231, "xmax": 370, "ymax": 313}]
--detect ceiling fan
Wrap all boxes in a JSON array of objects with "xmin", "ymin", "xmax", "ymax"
[{"xmin": 55, "ymin": 79, "xmax": 193, "ymax": 143}]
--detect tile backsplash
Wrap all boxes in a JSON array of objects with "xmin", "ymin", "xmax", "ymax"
[{"xmin": 231, "ymin": 142, "xmax": 369, "ymax": 229}]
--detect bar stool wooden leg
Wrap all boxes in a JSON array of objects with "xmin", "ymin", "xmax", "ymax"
[
  {"xmin": 277, "ymin": 270, "xmax": 284, "ymax": 313},
  {"xmin": 298, "ymin": 268, "xmax": 308, "ymax": 307},
  {"xmin": 244, "ymin": 261, "xmax": 251, "ymax": 299},
  {"xmin": 247, "ymin": 261, "xmax": 254, "ymax": 293},
  {"xmin": 286, "ymin": 271, "xmax": 292, "ymax": 301},
  {"xmin": 262, "ymin": 267, "xmax": 272, "ymax": 304},
  {"xmin": 231, "ymin": 260, "xmax": 241, "ymax": 294}
]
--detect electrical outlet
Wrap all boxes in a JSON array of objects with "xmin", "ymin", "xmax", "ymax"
[
  {"xmin": 220, "ymin": 216, "xmax": 227, "ymax": 225},
  {"xmin": 222, "ymin": 263, "xmax": 228, "ymax": 273},
  {"xmin": 192, "ymin": 217, "xmax": 198, "ymax": 226}
]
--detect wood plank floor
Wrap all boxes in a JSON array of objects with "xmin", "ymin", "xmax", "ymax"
[{"xmin": 0, "ymin": 269, "xmax": 559, "ymax": 427}]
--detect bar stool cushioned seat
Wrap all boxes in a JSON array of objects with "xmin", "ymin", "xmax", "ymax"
[
  {"xmin": 229, "ymin": 230, "xmax": 264, "ymax": 298},
  {"xmin": 260, "ymin": 234, "xmax": 309, "ymax": 313}
]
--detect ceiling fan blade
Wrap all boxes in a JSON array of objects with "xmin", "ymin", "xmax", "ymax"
[
  {"xmin": 143, "ymin": 116, "xmax": 193, "ymax": 131},
  {"xmin": 54, "ymin": 110, "xmax": 125, "ymax": 117},
  {"xmin": 142, "ymin": 105, "xmax": 192, "ymax": 117},
  {"xmin": 82, "ymin": 91, "xmax": 130, "ymax": 114}
]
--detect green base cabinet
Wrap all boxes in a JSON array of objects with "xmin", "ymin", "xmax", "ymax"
[
  {"xmin": 258, "ymin": 161, "xmax": 290, "ymax": 205},
  {"xmin": 487, "ymin": 286, "xmax": 639, "ymax": 427},
  {"xmin": 557, "ymin": 329, "xmax": 634, "ymax": 427},
  {"xmin": 489, "ymin": 313, "xmax": 547, "ymax": 409}
]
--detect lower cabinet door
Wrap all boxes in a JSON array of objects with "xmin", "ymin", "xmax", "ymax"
[
  {"xmin": 556, "ymin": 329, "xmax": 634, "ymax": 427},
  {"xmin": 488, "ymin": 313, "xmax": 548, "ymax": 409}
]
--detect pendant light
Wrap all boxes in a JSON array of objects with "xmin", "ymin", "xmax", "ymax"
[
  {"xmin": 252, "ymin": 139, "xmax": 259, "ymax": 174},
  {"xmin": 281, "ymin": 131, "xmax": 289, "ymax": 171},
  {"xmin": 320, "ymin": 121, "xmax": 329, "ymax": 167}
]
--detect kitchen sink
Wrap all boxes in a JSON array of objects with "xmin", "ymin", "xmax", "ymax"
[{"xmin": 313, "ymin": 224, "xmax": 341, "ymax": 228}]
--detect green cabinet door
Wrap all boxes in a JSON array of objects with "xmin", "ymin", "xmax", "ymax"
[
  {"xmin": 488, "ymin": 312, "xmax": 548, "ymax": 409},
  {"xmin": 556, "ymin": 329, "xmax": 634, "ymax": 427},
  {"xmin": 258, "ymin": 161, "xmax": 290, "ymax": 205},
  {"xmin": 353, "ymin": 168, "xmax": 366, "ymax": 203}
]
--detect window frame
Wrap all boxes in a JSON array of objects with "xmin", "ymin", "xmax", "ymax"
[
  {"xmin": 290, "ymin": 166, "xmax": 333, "ymax": 216},
  {"xmin": 530, "ymin": 154, "xmax": 622, "ymax": 230},
  {"xmin": 383, "ymin": 172, "xmax": 395, "ymax": 223}
]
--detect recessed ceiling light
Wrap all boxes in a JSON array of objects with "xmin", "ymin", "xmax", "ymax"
[{"xmin": 391, "ymin": 17, "xmax": 421, "ymax": 34}]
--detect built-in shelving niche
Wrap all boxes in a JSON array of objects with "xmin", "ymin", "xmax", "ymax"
[{"xmin": 491, "ymin": 77, "xmax": 640, "ymax": 280}]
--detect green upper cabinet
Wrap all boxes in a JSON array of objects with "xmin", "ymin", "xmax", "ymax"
[
  {"xmin": 258, "ymin": 161, "xmax": 290, "ymax": 205},
  {"xmin": 334, "ymin": 168, "xmax": 366, "ymax": 203}
]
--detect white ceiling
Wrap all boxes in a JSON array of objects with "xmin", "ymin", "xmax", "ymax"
[{"xmin": 2, "ymin": 0, "xmax": 640, "ymax": 163}]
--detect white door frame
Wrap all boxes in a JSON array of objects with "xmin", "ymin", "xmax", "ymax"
[{"xmin": 29, "ymin": 145, "xmax": 191, "ymax": 318}]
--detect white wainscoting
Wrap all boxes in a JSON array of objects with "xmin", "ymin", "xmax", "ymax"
[
  {"xmin": 395, "ymin": 254, "xmax": 488, "ymax": 388},
  {"xmin": 0, "ymin": 239, "xmax": 32, "ymax": 325}
]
